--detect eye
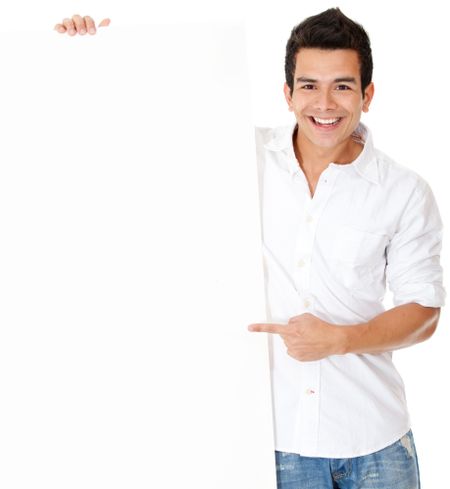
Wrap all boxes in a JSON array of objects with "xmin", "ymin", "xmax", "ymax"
[
  {"xmin": 300, "ymin": 84, "xmax": 315, "ymax": 90},
  {"xmin": 336, "ymin": 85, "xmax": 351, "ymax": 91}
]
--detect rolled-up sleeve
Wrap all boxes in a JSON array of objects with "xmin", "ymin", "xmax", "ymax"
[{"xmin": 386, "ymin": 178, "xmax": 446, "ymax": 308}]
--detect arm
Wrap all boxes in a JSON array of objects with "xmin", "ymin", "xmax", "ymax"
[
  {"xmin": 338, "ymin": 303, "xmax": 440, "ymax": 355},
  {"xmin": 343, "ymin": 179, "xmax": 444, "ymax": 356},
  {"xmin": 248, "ymin": 304, "xmax": 440, "ymax": 362}
]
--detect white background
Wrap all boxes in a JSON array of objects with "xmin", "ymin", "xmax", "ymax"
[{"xmin": 1, "ymin": 1, "xmax": 449, "ymax": 487}]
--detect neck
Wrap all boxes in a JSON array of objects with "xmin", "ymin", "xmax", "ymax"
[{"xmin": 293, "ymin": 127, "xmax": 364, "ymax": 177}]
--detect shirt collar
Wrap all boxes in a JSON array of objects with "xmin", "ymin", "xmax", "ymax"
[{"xmin": 263, "ymin": 121, "xmax": 380, "ymax": 184}]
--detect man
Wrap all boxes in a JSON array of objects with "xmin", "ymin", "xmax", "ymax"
[
  {"xmin": 56, "ymin": 10, "xmax": 445, "ymax": 487},
  {"xmin": 247, "ymin": 8, "xmax": 445, "ymax": 488}
]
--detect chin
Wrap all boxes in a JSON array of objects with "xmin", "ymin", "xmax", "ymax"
[{"xmin": 307, "ymin": 135, "xmax": 344, "ymax": 148}]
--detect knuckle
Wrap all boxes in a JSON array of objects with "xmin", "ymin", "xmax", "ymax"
[{"xmin": 287, "ymin": 349, "xmax": 300, "ymax": 360}]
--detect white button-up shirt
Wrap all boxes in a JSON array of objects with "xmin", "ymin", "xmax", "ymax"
[{"xmin": 255, "ymin": 122, "xmax": 445, "ymax": 458}]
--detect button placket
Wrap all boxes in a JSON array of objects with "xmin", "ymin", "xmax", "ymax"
[
  {"xmin": 296, "ymin": 361, "xmax": 321, "ymax": 453},
  {"xmin": 294, "ymin": 167, "xmax": 339, "ymax": 298},
  {"xmin": 293, "ymin": 196, "xmax": 320, "ymax": 300},
  {"xmin": 294, "ymin": 244, "xmax": 313, "ymax": 293}
]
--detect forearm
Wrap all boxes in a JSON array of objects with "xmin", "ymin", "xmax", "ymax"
[{"xmin": 338, "ymin": 303, "xmax": 440, "ymax": 355}]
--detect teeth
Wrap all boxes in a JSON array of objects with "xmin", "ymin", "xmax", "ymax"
[{"xmin": 313, "ymin": 117, "xmax": 340, "ymax": 125}]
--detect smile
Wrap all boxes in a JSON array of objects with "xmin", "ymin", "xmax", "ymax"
[{"xmin": 310, "ymin": 116, "xmax": 342, "ymax": 127}]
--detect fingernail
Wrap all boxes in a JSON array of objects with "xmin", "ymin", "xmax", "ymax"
[
  {"xmin": 69, "ymin": 29, "xmax": 76, "ymax": 35},
  {"xmin": 80, "ymin": 29, "xmax": 86, "ymax": 35},
  {"xmin": 89, "ymin": 28, "xmax": 96, "ymax": 34}
]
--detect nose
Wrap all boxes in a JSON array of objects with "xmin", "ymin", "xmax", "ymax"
[{"xmin": 313, "ymin": 88, "xmax": 338, "ymax": 112}]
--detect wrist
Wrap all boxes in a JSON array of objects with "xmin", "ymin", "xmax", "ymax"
[{"xmin": 335, "ymin": 322, "xmax": 368, "ymax": 355}]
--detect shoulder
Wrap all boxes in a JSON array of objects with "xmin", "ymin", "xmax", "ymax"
[
  {"xmin": 254, "ymin": 126, "xmax": 273, "ymax": 140},
  {"xmin": 255, "ymin": 125, "xmax": 294, "ymax": 151},
  {"xmin": 375, "ymin": 148, "xmax": 432, "ymax": 197}
]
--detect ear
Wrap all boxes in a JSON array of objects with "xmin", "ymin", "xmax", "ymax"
[
  {"xmin": 283, "ymin": 83, "xmax": 294, "ymax": 112},
  {"xmin": 362, "ymin": 82, "xmax": 374, "ymax": 113}
]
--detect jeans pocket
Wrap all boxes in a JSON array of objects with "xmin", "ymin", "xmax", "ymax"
[{"xmin": 398, "ymin": 430, "xmax": 415, "ymax": 458}]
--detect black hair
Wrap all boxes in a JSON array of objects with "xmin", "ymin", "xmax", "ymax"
[{"xmin": 285, "ymin": 8, "xmax": 373, "ymax": 95}]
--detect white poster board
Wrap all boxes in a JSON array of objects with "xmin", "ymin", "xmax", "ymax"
[{"xmin": 0, "ymin": 25, "xmax": 275, "ymax": 488}]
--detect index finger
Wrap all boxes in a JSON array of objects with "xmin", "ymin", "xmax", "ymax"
[{"xmin": 248, "ymin": 323, "xmax": 287, "ymax": 334}]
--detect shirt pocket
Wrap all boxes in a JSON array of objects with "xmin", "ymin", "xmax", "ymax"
[{"xmin": 331, "ymin": 226, "xmax": 389, "ymax": 290}]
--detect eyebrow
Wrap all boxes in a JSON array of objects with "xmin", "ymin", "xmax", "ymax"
[{"xmin": 296, "ymin": 76, "xmax": 358, "ymax": 84}]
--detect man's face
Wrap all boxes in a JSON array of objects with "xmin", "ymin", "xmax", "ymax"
[{"xmin": 284, "ymin": 48, "xmax": 374, "ymax": 153}]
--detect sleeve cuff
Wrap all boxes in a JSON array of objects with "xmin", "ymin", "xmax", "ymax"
[{"xmin": 392, "ymin": 283, "xmax": 446, "ymax": 308}]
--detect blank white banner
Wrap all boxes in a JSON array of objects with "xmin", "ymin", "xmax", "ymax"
[{"xmin": 0, "ymin": 25, "xmax": 275, "ymax": 488}]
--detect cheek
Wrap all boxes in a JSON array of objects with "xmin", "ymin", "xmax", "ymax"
[
  {"xmin": 348, "ymin": 97, "xmax": 365, "ymax": 112},
  {"xmin": 293, "ymin": 104, "xmax": 310, "ymax": 117},
  {"xmin": 290, "ymin": 95, "xmax": 309, "ymax": 112}
]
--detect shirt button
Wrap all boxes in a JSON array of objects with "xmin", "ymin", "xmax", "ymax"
[
  {"xmin": 297, "ymin": 259, "xmax": 306, "ymax": 268},
  {"xmin": 306, "ymin": 215, "xmax": 313, "ymax": 223},
  {"xmin": 303, "ymin": 299, "xmax": 311, "ymax": 308},
  {"xmin": 305, "ymin": 388, "xmax": 316, "ymax": 395}
]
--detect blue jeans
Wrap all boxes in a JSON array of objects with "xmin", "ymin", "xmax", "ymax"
[{"xmin": 275, "ymin": 430, "xmax": 420, "ymax": 489}]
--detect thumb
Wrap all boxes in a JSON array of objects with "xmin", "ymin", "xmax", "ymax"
[{"xmin": 99, "ymin": 18, "xmax": 111, "ymax": 28}]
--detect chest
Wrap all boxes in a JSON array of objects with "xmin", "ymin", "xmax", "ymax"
[{"xmin": 261, "ymin": 160, "xmax": 395, "ymax": 268}]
